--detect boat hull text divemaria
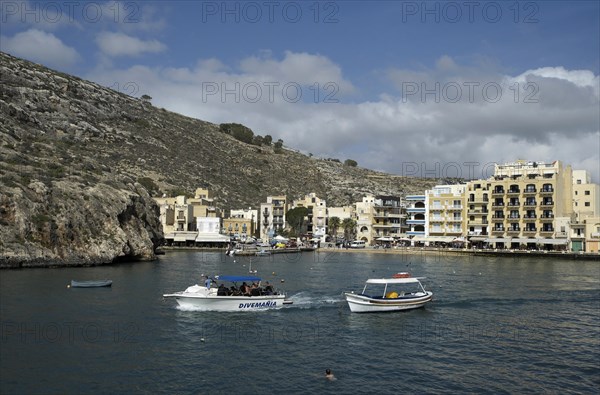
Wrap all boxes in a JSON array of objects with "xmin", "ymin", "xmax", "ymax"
[{"xmin": 163, "ymin": 275, "xmax": 290, "ymax": 311}]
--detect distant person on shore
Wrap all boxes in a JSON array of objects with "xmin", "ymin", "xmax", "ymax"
[{"xmin": 325, "ymin": 369, "xmax": 336, "ymax": 381}]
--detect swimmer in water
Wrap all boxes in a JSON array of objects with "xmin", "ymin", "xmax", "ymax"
[{"xmin": 325, "ymin": 369, "xmax": 336, "ymax": 381}]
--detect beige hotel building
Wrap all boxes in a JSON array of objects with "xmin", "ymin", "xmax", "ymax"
[{"xmin": 424, "ymin": 160, "xmax": 599, "ymax": 252}]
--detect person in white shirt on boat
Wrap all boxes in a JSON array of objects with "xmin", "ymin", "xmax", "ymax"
[{"xmin": 204, "ymin": 275, "xmax": 215, "ymax": 289}]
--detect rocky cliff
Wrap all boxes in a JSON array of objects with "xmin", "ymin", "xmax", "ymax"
[{"xmin": 0, "ymin": 52, "xmax": 445, "ymax": 268}]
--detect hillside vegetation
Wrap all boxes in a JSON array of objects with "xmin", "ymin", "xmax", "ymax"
[{"xmin": 0, "ymin": 52, "xmax": 446, "ymax": 267}]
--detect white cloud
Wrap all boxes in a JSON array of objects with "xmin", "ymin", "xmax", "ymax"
[
  {"xmin": 0, "ymin": 29, "xmax": 80, "ymax": 68},
  {"xmin": 85, "ymin": 53, "xmax": 600, "ymax": 182},
  {"xmin": 96, "ymin": 31, "xmax": 166, "ymax": 57}
]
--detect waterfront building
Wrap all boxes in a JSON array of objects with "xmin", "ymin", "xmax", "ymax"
[
  {"xmin": 154, "ymin": 188, "xmax": 225, "ymax": 246},
  {"xmin": 155, "ymin": 195, "xmax": 195, "ymax": 233},
  {"xmin": 372, "ymin": 195, "xmax": 404, "ymax": 241},
  {"xmin": 222, "ymin": 217, "xmax": 254, "ymax": 240},
  {"xmin": 196, "ymin": 216, "xmax": 230, "ymax": 247},
  {"xmin": 260, "ymin": 195, "xmax": 288, "ymax": 241},
  {"xmin": 572, "ymin": 170, "xmax": 600, "ymax": 221},
  {"xmin": 187, "ymin": 188, "xmax": 220, "ymax": 218},
  {"xmin": 465, "ymin": 180, "xmax": 490, "ymax": 246},
  {"xmin": 424, "ymin": 185, "xmax": 466, "ymax": 245},
  {"xmin": 229, "ymin": 208, "xmax": 258, "ymax": 237},
  {"xmin": 326, "ymin": 205, "xmax": 355, "ymax": 240},
  {"xmin": 355, "ymin": 195, "xmax": 375, "ymax": 244},
  {"xmin": 486, "ymin": 160, "xmax": 573, "ymax": 250},
  {"xmin": 405, "ymin": 195, "xmax": 426, "ymax": 243},
  {"xmin": 570, "ymin": 170, "xmax": 600, "ymax": 252},
  {"xmin": 354, "ymin": 195, "xmax": 404, "ymax": 245},
  {"xmin": 292, "ymin": 193, "xmax": 327, "ymax": 242}
]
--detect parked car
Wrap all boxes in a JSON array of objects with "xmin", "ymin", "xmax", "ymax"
[{"xmin": 349, "ymin": 240, "xmax": 366, "ymax": 248}]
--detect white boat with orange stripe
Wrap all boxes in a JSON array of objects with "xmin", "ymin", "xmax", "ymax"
[{"xmin": 344, "ymin": 273, "xmax": 433, "ymax": 313}]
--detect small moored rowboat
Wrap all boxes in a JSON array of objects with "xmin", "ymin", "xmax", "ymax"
[{"xmin": 70, "ymin": 280, "xmax": 113, "ymax": 288}]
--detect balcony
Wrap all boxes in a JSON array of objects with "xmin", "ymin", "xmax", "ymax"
[
  {"xmin": 523, "ymin": 228, "xmax": 537, "ymax": 235},
  {"xmin": 430, "ymin": 217, "xmax": 444, "ymax": 223},
  {"xmin": 492, "ymin": 228, "xmax": 505, "ymax": 234},
  {"xmin": 491, "ymin": 202, "xmax": 505, "ymax": 208},
  {"xmin": 373, "ymin": 223, "xmax": 394, "ymax": 228},
  {"xmin": 507, "ymin": 201, "xmax": 520, "ymax": 207},
  {"xmin": 540, "ymin": 201, "xmax": 554, "ymax": 207},
  {"xmin": 539, "ymin": 188, "xmax": 554, "ymax": 195},
  {"xmin": 492, "ymin": 190, "xmax": 505, "ymax": 196},
  {"xmin": 492, "ymin": 216, "xmax": 505, "ymax": 222},
  {"xmin": 406, "ymin": 219, "xmax": 425, "ymax": 225},
  {"xmin": 523, "ymin": 188, "xmax": 537, "ymax": 195},
  {"xmin": 507, "ymin": 189, "xmax": 521, "ymax": 195},
  {"xmin": 540, "ymin": 228, "xmax": 554, "ymax": 235},
  {"xmin": 468, "ymin": 209, "xmax": 489, "ymax": 215},
  {"xmin": 523, "ymin": 201, "xmax": 537, "ymax": 207},
  {"xmin": 523, "ymin": 215, "xmax": 537, "ymax": 221},
  {"xmin": 507, "ymin": 228, "xmax": 520, "ymax": 234},
  {"xmin": 468, "ymin": 198, "xmax": 489, "ymax": 204},
  {"xmin": 540, "ymin": 214, "xmax": 554, "ymax": 222},
  {"xmin": 508, "ymin": 215, "xmax": 520, "ymax": 220}
]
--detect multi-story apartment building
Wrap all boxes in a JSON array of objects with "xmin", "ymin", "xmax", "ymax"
[
  {"xmin": 293, "ymin": 193, "xmax": 328, "ymax": 241},
  {"xmin": 187, "ymin": 188, "xmax": 220, "ymax": 218},
  {"xmin": 260, "ymin": 195, "xmax": 288, "ymax": 241},
  {"xmin": 465, "ymin": 180, "xmax": 490, "ymax": 244},
  {"xmin": 355, "ymin": 195, "xmax": 376, "ymax": 244},
  {"xmin": 154, "ymin": 195, "xmax": 195, "ymax": 233},
  {"xmin": 570, "ymin": 170, "xmax": 600, "ymax": 252},
  {"xmin": 372, "ymin": 195, "xmax": 404, "ymax": 241},
  {"xmin": 425, "ymin": 185, "xmax": 465, "ymax": 244},
  {"xmin": 405, "ymin": 195, "xmax": 426, "ymax": 241},
  {"xmin": 354, "ymin": 195, "xmax": 404, "ymax": 244},
  {"xmin": 487, "ymin": 160, "xmax": 573, "ymax": 249},
  {"xmin": 154, "ymin": 188, "xmax": 227, "ymax": 246}
]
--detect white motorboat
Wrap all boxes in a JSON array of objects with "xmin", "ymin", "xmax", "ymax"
[
  {"xmin": 163, "ymin": 275, "xmax": 291, "ymax": 311},
  {"xmin": 344, "ymin": 273, "xmax": 433, "ymax": 313},
  {"xmin": 255, "ymin": 249, "xmax": 271, "ymax": 256}
]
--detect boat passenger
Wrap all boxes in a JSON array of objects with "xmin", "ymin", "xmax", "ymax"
[
  {"xmin": 204, "ymin": 276, "xmax": 213, "ymax": 289},
  {"xmin": 264, "ymin": 281, "xmax": 274, "ymax": 295},
  {"xmin": 250, "ymin": 283, "xmax": 261, "ymax": 296},
  {"xmin": 240, "ymin": 282, "xmax": 250, "ymax": 295},
  {"xmin": 217, "ymin": 284, "xmax": 228, "ymax": 296}
]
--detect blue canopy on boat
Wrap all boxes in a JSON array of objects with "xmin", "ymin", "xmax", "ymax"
[{"xmin": 215, "ymin": 275, "xmax": 261, "ymax": 283}]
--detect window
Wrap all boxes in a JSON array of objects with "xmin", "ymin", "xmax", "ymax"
[
  {"xmin": 585, "ymin": 202, "xmax": 590, "ymax": 207},
  {"xmin": 585, "ymin": 191, "xmax": 590, "ymax": 195}
]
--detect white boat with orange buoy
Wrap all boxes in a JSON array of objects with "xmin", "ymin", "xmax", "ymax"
[{"xmin": 344, "ymin": 273, "xmax": 432, "ymax": 313}]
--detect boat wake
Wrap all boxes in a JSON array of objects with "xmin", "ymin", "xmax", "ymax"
[{"xmin": 285, "ymin": 292, "xmax": 344, "ymax": 310}]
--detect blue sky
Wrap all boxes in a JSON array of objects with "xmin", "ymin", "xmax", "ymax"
[{"xmin": 1, "ymin": 0, "xmax": 599, "ymax": 180}]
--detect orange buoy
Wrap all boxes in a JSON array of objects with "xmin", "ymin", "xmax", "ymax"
[{"xmin": 392, "ymin": 272, "xmax": 411, "ymax": 278}]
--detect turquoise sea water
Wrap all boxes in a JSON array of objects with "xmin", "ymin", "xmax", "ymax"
[{"xmin": 1, "ymin": 250, "xmax": 599, "ymax": 394}]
